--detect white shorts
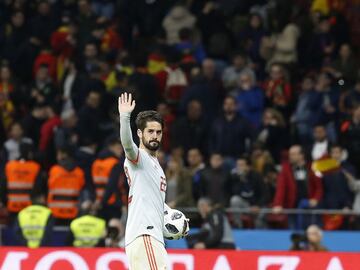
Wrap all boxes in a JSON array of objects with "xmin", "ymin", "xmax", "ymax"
[{"xmin": 125, "ymin": 235, "xmax": 167, "ymax": 270}]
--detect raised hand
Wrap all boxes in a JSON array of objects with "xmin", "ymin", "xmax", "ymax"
[{"xmin": 118, "ymin": 92, "xmax": 136, "ymax": 114}]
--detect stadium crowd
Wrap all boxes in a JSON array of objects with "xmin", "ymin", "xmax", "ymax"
[{"xmin": 1, "ymin": 0, "xmax": 360, "ymax": 244}]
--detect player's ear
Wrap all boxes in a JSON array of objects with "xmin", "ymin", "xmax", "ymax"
[{"xmin": 137, "ymin": 129, "xmax": 142, "ymax": 138}]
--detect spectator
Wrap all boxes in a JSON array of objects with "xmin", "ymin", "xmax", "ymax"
[
  {"xmin": 261, "ymin": 22, "xmax": 300, "ymax": 68},
  {"xmin": 187, "ymin": 197, "xmax": 235, "ymax": 249},
  {"xmin": 273, "ymin": 145, "xmax": 323, "ymax": 229},
  {"xmin": 237, "ymin": 13, "xmax": 267, "ymax": 76},
  {"xmin": 30, "ymin": 64, "xmax": 58, "ymax": 105},
  {"xmin": 314, "ymin": 72, "xmax": 339, "ymax": 142},
  {"xmin": 229, "ymin": 156, "xmax": 265, "ymax": 227},
  {"xmin": 292, "ymin": 76, "xmax": 322, "ymax": 145},
  {"xmin": 77, "ymin": 91, "xmax": 103, "ymax": 142},
  {"xmin": 1, "ymin": 10, "xmax": 28, "ymax": 68},
  {"xmin": 180, "ymin": 58, "xmax": 222, "ymax": 119},
  {"xmin": 3, "ymin": 122, "xmax": 33, "ymax": 161},
  {"xmin": 13, "ymin": 199, "xmax": 54, "ymax": 248},
  {"xmin": 340, "ymin": 106, "xmax": 360, "ymax": 168},
  {"xmin": 308, "ymin": 16, "xmax": 336, "ymax": 68},
  {"xmin": 60, "ymin": 59, "xmax": 88, "ymax": 112},
  {"xmin": 29, "ymin": 0, "xmax": 57, "ymax": 46},
  {"xmin": 0, "ymin": 86, "xmax": 15, "ymax": 135},
  {"xmin": 342, "ymin": 78, "xmax": 360, "ymax": 117},
  {"xmin": 250, "ymin": 142, "xmax": 275, "ymax": 175},
  {"xmin": 0, "ymin": 142, "xmax": 44, "ymax": 218},
  {"xmin": 320, "ymin": 145, "xmax": 353, "ymax": 211},
  {"xmin": 199, "ymin": 153, "xmax": 231, "ymax": 206},
  {"xmin": 91, "ymin": 136, "xmax": 127, "ymax": 222},
  {"xmin": 209, "ymin": 96, "xmax": 253, "ymax": 166},
  {"xmin": 165, "ymin": 156, "xmax": 194, "ymax": 208},
  {"xmin": 234, "ymin": 70, "xmax": 264, "ymax": 129},
  {"xmin": 263, "ymin": 63, "xmax": 292, "ymax": 118},
  {"xmin": 54, "ymin": 109, "xmax": 79, "ymax": 150},
  {"xmin": 171, "ymin": 100, "xmax": 208, "ymax": 155},
  {"xmin": 21, "ymin": 103, "xmax": 46, "ymax": 148},
  {"xmin": 68, "ymin": 213, "xmax": 106, "ymax": 247},
  {"xmin": 186, "ymin": 148, "xmax": 205, "ymax": 201},
  {"xmin": 77, "ymin": 0, "xmax": 98, "ymax": 48},
  {"xmin": 257, "ymin": 108, "xmax": 288, "ymax": 163},
  {"xmin": 222, "ymin": 52, "xmax": 255, "ymax": 91},
  {"xmin": 47, "ymin": 146, "xmax": 86, "ymax": 225},
  {"xmin": 162, "ymin": 5, "xmax": 196, "ymax": 45},
  {"xmin": 306, "ymin": 225, "xmax": 328, "ymax": 251},
  {"xmin": 156, "ymin": 102, "xmax": 175, "ymax": 153},
  {"xmin": 155, "ymin": 52, "xmax": 188, "ymax": 106},
  {"xmin": 330, "ymin": 43, "xmax": 358, "ymax": 86},
  {"xmin": 343, "ymin": 170, "xmax": 360, "ymax": 228},
  {"xmin": 175, "ymin": 27, "xmax": 206, "ymax": 64},
  {"xmin": 39, "ymin": 104, "xmax": 61, "ymax": 167},
  {"xmin": 311, "ymin": 125, "xmax": 329, "ymax": 161}
]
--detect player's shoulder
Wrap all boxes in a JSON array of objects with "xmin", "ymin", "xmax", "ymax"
[{"xmin": 124, "ymin": 148, "xmax": 147, "ymax": 167}]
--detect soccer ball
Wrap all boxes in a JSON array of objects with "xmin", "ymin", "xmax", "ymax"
[{"xmin": 163, "ymin": 208, "xmax": 189, "ymax": 240}]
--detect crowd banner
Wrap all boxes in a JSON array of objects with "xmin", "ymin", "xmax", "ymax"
[{"xmin": 0, "ymin": 248, "xmax": 359, "ymax": 270}]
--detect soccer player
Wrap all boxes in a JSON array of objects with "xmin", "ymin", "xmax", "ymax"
[{"xmin": 119, "ymin": 92, "xmax": 175, "ymax": 269}]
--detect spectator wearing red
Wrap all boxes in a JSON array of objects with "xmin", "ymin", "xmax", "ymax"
[
  {"xmin": 273, "ymin": 145, "xmax": 323, "ymax": 213},
  {"xmin": 263, "ymin": 63, "xmax": 292, "ymax": 118},
  {"xmin": 156, "ymin": 102, "xmax": 175, "ymax": 153},
  {"xmin": 39, "ymin": 104, "xmax": 61, "ymax": 167}
]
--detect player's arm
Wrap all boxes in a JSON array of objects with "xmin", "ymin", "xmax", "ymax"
[{"xmin": 118, "ymin": 92, "xmax": 139, "ymax": 162}]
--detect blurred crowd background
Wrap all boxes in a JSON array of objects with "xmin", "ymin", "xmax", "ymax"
[{"xmin": 1, "ymin": 0, "xmax": 360, "ymax": 243}]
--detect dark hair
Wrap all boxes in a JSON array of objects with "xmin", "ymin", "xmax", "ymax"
[
  {"xmin": 19, "ymin": 142, "xmax": 34, "ymax": 160},
  {"xmin": 135, "ymin": 110, "xmax": 164, "ymax": 131},
  {"xmin": 237, "ymin": 154, "xmax": 251, "ymax": 165}
]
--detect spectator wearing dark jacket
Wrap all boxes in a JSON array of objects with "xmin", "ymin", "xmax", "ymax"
[
  {"xmin": 229, "ymin": 156, "xmax": 265, "ymax": 227},
  {"xmin": 320, "ymin": 145, "xmax": 354, "ymax": 210},
  {"xmin": 180, "ymin": 59, "xmax": 222, "ymax": 120},
  {"xmin": 171, "ymin": 100, "xmax": 208, "ymax": 155},
  {"xmin": 209, "ymin": 96, "xmax": 253, "ymax": 168},
  {"xmin": 314, "ymin": 72, "xmax": 340, "ymax": 142},
  {"xmin": 340, "ymin": 106, "xmax": 360, "ymax": 168},
  {"xmin": 77, "ymin": 90, "xmax": 103, "ymax": 142},
  {"xmin": 257, "ymin": 108, "xmax": 288, "ymax": 163},
  {"xmin": 187, "ymin": 197, "xmax": 235, "ymax": 250},
  {"xmin": 199, "ymin": 153, "xmax": 231, "ymax": 207},
  {"xmin": 273, "ymin": 145, "xmax": 323, "ymax": 228},
  {"xmin": 292, "ymin": 76, "xmax": 323, "ymax": 145}
]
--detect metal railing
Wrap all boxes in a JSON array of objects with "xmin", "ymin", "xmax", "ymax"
[{"xmin": 178, "ymin": 207, "xmax": 360, "ymax": 215}]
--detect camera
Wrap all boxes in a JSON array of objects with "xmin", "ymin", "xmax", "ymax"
[{"xmin": 290, "ymin": 233, "xmax": 307, "ymax": 251}]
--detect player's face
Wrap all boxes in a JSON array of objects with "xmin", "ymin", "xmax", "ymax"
[{"xmin": 141, "ymin": 121, "xmax": 162, "ymax": 151}]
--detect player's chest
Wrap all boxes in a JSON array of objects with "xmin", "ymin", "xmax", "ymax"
[{"xmin": 144, "ymin": 157, "xmax": 167, "ymax": 193}]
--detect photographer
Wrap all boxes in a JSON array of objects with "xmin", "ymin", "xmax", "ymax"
[
  {"xmin": 186, "ymin": 197, "xmax": 235, "ymax": 249},
  {"xmin": 290, "ymin": 225, "xmax": 328, "ymax": 251}
]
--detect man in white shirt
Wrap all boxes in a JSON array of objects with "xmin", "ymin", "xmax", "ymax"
[{"xmin": 119, "ymin": 92, "xmax": 186, "ymax": 270}]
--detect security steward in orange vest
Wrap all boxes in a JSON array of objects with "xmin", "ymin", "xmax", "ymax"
[
  {"xmin": 91, "ymin": 136, "xmax": 128, "ymax": 221},
  {"xmin": 0, "ymin": 142, "xmax": 45, "ymax": 221},
  {"xmin": 47, "ymin": 146, "xmax": 86, "ymax": 225}
]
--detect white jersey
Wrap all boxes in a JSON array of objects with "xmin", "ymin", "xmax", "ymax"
[{"xmin": 124, "ymin": 148, "xmax": 167, "ymax": 246}]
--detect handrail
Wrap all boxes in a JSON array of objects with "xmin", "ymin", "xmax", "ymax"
[{"xmin": 178, "ymin": 207, "xmax": 360, "ymax": 215}]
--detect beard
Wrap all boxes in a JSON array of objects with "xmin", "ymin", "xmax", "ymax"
[{"xmin": 142, "ymin": 137, "xmax": 160, "ymax": 151}]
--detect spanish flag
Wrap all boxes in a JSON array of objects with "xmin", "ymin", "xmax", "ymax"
[{"xmin": 311, "ymin": 155, "xmax": 340, "ymax": 177}]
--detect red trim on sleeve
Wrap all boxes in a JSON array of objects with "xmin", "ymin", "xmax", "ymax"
[{"xmin": 126, "ymin": 150, "xmax": 140, "ymax": 165}]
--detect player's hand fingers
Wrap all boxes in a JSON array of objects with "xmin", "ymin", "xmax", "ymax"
[
  {"xmin": 131, "ymin": 100, "xmax": 136, "ymax": 109},
  {"xmin": 124, "ymin": 92, "xmax": 128, "ymax": 103},
  {"xmin": 129, "ymin": 92, "xmax": 132, "ymax": 103}
]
